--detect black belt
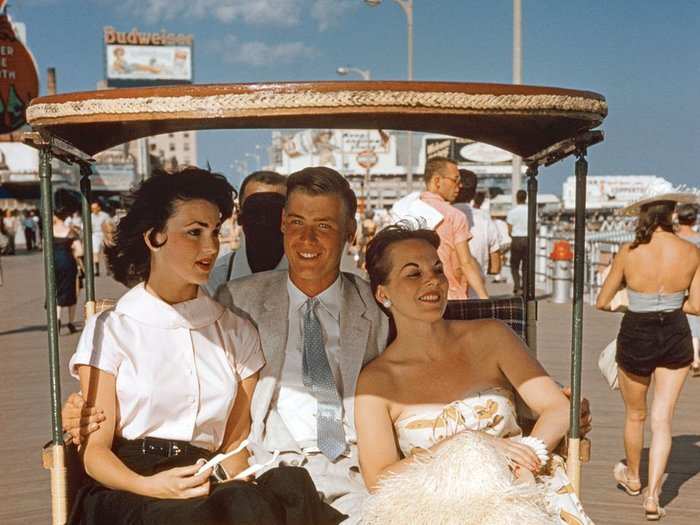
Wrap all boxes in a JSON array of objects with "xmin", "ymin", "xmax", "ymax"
[{"xmin": 117, "ymin": 436, "xmax": 210, "ymax": 458}]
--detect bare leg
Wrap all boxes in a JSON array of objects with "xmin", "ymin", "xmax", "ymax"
[
  {"xmin": 692, "ymin": 337, "xmax": 699, "ymax": 370},
  {"xmin": 67, "ymin": 305, "xmax": 76, "ymax": 324},
  {"xmin": 617, "ymin": 367, "xmax": 650, "ymax": 483},
  {"xmin": 646, "ymin": 365, "xmax": 690, "ymax": 503}
]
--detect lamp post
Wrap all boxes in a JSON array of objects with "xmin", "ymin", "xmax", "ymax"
[
  {"xmin": 336, "ymin": 66, "xmax": 372, "ymax": 80},
  {"xmin": 511, "ymin": 0, "xmax": 522, "ymax": 203},
  {"xmin": 364, "ymin": 0, "xmax": 413, "ymax": 193}
]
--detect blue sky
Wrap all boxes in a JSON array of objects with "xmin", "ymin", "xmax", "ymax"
[{"xmin": 12, "ymin": 0, "xmax": 700, "ymax": 194}]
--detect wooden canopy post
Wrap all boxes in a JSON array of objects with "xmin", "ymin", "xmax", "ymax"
[
  {"xmin": 567, "ymin": 148, "xmax": 588, "ymax": 496},
  {"xmin": 79, "ymin": 163, "xmax": 96, "ymax": 318},
  {"xmin": 38, "ymin": 142, "xmax": 68, "ymax": 524},
  {"xmin": 525, "ymin": 164, "xmax": 538, "ymax": 354}
]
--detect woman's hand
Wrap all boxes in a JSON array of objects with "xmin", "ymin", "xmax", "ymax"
[
  {"xmin": 142, "ymin": 460, "xmax": 212, "ymax": 499},
  {"xmin": 481, "ymin": 434, "xmax": 541, "ymax": 473}
]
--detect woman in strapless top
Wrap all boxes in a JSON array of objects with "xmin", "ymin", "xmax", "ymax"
[
  {"xmin": 355, "ymin": 225, "xmax": 593, "ymax": 525},
  {"xmin": 597, "ymin": 199, "xmax": 700, "ymax": 520}
]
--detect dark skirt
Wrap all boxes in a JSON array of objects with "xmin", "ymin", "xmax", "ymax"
[
  {"xmin": 54, "ymin": 237, "xmax": 78, "ymax": 307},
  {"xmin": 68, "ymin": 440, "xmax": 345, "ymax": 525},
  {"xmin": 617, "ymin": 308, "xmax": 693, "ymax": 377}
]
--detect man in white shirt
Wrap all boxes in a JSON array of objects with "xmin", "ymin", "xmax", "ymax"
[
  {"xmin": 215, "ymin": 167, "xmax": 388, "ymax": 521},
  {"xmin": 506, "ymin": 189, "xmax": 529, "ymax": 295},
  {"xmin": 452, "ymin": 170, "xmax": 501, "ymax": 296},
  {"xmin": 90, "ymin": 201, "xmax": 111, "ymax": 276}
]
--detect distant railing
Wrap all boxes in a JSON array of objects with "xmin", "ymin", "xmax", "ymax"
[{"xmin": 526, "ymin": 225, "xmax": 634, "ymax": 305}]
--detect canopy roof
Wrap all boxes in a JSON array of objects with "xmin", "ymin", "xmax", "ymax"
[{"xmin": 26, "ymin": 81, "xmax": 606, "ymax": 160}]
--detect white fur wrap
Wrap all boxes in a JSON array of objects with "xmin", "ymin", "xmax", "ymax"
[{"xmin": 361, "ymin": 432, "xmax": 558, "ymax": 525}]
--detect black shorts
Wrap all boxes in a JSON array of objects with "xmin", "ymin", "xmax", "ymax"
[{"xmin": 616, "ymin": 309, "xmax": 693, "ymax": 377}]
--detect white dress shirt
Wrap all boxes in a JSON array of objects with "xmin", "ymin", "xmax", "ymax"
[
  {"xmin": 69, "ymin": 283, "xmax": 265, "ymax": 451},
  {"xmin": 273, "ymin": 275, "xmax": 356, "ymax": 450},
  {"xmin": 506, "ymin": 204, "xmax": 529, "ymax": 237}
]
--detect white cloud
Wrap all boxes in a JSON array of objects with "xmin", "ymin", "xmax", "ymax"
[
  {"xmin": 212, "ymin": 35, "xmax": 319, "ymax": 67},
  {"xmin": 123, "ymin": 0, "xmax": 302, "ymax": 27},
  {"xmin": 120, "ymin": 0, "xmax": 353, "ymax": 30},
  {"xmin": 310, "ymin": 0, "xmax": 355, "ymax": 31}
]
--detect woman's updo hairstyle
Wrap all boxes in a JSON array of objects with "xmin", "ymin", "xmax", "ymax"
[
  {"xmin": 106, "ymin": 167, "xmax": 236, "ymax": 287},
  {"xmin": 365, "ymin": 223, "xmax": 440, "ymax": 343},
  {"xmin": 630, "ymin": 200, "xmax": 675, "ymax": 249}
]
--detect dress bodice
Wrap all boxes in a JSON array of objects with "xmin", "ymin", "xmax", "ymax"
[{"xmin": 394, "ymin": 386, "xmax": 522, "ymax": 457}]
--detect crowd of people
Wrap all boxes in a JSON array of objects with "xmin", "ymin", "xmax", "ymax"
[
  {"xmin": 54, "ymin": 163, "xmax": 606, "ymax": 525},
  {"xmin": 3, "ymin": 158, "xmax": 692, "ymax": 523}
]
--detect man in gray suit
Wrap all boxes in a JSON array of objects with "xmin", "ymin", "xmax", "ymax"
[{"xmin": 215, "ymin": 167, "xmax": 388, "ymax": 520}]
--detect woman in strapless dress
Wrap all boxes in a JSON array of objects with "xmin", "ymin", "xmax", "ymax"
[
  {"xmin": 597, "ymin": 199, "xmax": 700, "ymax": 520},
  {"xmin": 355, "ymin": 225, "xmax": 593, "ymax": 525}
]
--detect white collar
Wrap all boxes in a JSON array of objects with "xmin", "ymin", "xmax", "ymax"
[
  {"xmin": 115, "ymin": 283, "xmax": 225, "ymax": 330},
  {"xmin": 287, "ymin": 274, "xmax": 342, "ymax": 321}
]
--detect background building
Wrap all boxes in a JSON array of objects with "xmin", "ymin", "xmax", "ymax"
[
  {"xmin": 561, "ymin": 175, "xmax": 672, "ymax": 210},
  {"xmin": 268, "ymin": 129, "xmax": 525, "ymax": 211}
]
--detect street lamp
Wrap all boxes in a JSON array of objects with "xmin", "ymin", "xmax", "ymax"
[
  {"xmin": 336, "ymin": 66, "xmax": 372, "ymax": 81},
  {"xmin": 364, "ymin": 0, "xmax": 414, "ymax": 192}
]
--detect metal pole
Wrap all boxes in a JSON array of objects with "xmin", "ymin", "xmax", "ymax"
[
  {"xmin": 80, "ymin": 164, "xmax": 96, "ymax": 317},
  {"xmin": 567, "ymin": 151, "xmax": 588, "ymax": 496},
  {"xmin": 39, "ymin": 145, "xmax": 68, "ymax": 524},
  {"xmin": 511, "ymin": 0, "xmax": 522, "ymax": 203},
  {"xmin": 525, "ymin": 165, "xmax": 538, "ymax": 354},
  {"xmin": 401, "ymin": 0, "xmax": 414, "ymax": 194}
]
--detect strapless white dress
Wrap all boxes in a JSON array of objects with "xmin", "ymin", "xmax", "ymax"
[{"xmin": 391, "ymin": 387, "xmax": 593, "ymax": 525}]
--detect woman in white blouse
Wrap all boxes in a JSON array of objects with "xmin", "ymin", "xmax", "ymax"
[{"xmin": 68, "ymin": 168, "xmax": 343, "ymax": 525}]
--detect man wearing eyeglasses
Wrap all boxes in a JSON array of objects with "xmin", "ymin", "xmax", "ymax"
[{"xmin": 420, "ymin": 156, "xmax": 488, "ymax": 299}]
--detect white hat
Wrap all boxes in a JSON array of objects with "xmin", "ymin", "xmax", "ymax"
[{"xmin": 622, "ymin": 189, "xmax": 700, "ymax": 216}]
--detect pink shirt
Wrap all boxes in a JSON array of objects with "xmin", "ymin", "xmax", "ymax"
[{"xmin": 421, "ymin": 191, "xmax": 472, "ymax": 300}]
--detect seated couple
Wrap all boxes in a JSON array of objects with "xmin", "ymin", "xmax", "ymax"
[{"xmin": 63, "ymin": 167, "xmax": 593, "ymax": 525}]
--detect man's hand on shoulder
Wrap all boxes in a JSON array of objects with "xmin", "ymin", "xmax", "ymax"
[{"xmin": 62, "ymin": 392, "xmax": 105, "ymax": 445}]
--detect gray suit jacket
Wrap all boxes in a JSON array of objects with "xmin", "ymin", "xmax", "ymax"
[{"xmin": 215, "ymin": 270, "xmax": 389, "ymax": 462}]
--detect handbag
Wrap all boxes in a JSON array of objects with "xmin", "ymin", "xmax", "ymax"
[{"xmin": 598, "ymin": 339, "xmax": 619, "ymax": 390}]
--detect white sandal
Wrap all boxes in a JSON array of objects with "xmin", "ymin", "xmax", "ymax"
[{"xmin": 613, "ymin": 462, "xmax": 641, "ymax": 496}]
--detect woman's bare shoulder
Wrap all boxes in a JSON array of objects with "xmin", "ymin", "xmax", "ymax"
[{"xmin": 357, "ymin": 352, "xmax": 398, "ymax": 396}]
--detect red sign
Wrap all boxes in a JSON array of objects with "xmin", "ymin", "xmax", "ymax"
[
  {"xmin": 356, "ymin": 149, "xmax": 378, "ymax": 170},
  {"xmin": 0, "ymin": 11, "xmax": 39, "ymax": 133}
]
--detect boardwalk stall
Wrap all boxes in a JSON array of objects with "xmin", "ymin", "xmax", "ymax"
[{"xmin": 23, "ymin": 81, "xmax": 607, "ymax": 524}]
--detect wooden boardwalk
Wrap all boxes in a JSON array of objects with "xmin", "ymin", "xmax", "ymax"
[{"xmin": 1, "ymin": 251, "xmax": 698, "ymax": 524}]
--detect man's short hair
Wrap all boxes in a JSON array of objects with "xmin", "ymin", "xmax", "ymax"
[
  {"xmin": 455, "ymin": 169, "xmax": 478, "ymax": 203},
  {"xmin": 516, "ymin": 189, "xmax": 527, "ymax": 204},
  {"xmin": 287, "ymin": 166, "xmax": 357, "ymax": 223},
  {"xmin": 677, "ymin": 203, "xmax": 698, "ymax": 226},
  {"xmin": 424, "ymin": 156, "xmax": 458, "ymax": 185},
  {"xmin": 473, "ymin": 191, "xmax": 487, "ymax": 209},
  {"xmin": 239, "ymin": 171, "xmax": 287, "ymax": 201}
]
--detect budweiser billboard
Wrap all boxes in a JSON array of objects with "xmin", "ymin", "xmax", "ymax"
[{"xmin": 104, "ymin": 27, "xmax": 194, "ymax": 87}]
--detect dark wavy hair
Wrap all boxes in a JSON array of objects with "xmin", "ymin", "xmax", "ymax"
[
  {"xmin": 630, "ymin": 200, "xmax": 675, "ymax": 249},
  {"xmin": 365, "ymin": 224, "xmax": 441, "ymax": 344},
  {"xmin": 106, "ymin": 167, "xmax": 236, "ymax": 287}
]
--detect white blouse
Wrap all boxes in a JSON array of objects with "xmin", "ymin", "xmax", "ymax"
[{"xmin": 69, "ymin": 283, "xmax": 265, "ymax": 451}]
